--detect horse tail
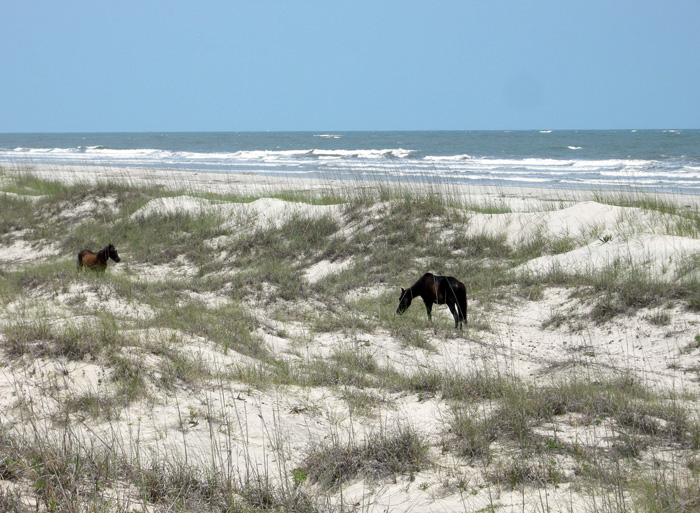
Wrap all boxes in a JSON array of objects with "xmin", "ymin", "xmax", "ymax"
[{"xmin": 77, "ymin": 252, "xmax": 83, "ymax": 269}]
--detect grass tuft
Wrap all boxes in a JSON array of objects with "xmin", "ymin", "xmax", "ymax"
[{"xmin": 301, "ymin": 423, "xmax": 430, "ymax": 488}]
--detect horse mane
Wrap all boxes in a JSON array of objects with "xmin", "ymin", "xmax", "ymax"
[
  {"xmin": 406, "ymin": 284, "xmax": 418, "ymax": 298},
  {"xmin": 97, "ymin": 245, "xmax": 110, "ymax": 262}
]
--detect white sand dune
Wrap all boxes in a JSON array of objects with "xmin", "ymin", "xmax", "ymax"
[
  {"xmin": 465, "ymin": 200, "xmax": 667, "ymax": 244},
  {"xmin": 132, "ymin": 195, "xmax": 343, "ymax": 228},
  {"xmin": 522, "ymin": 233, "xmax": 700, "ymax": 278}
]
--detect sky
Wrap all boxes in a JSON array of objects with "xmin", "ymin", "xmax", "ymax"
[{"xmin": 2, "ymin": 1, "xmax": 699, "ymax": 132}]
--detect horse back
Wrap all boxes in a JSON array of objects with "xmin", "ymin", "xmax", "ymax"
[
  {"xmin": 434, "ymin": 275, "xmax": 466, "ymax": 302},
  {"xmin": 78, "ymin": 249, "xmax": 104, "ymax": 269}
]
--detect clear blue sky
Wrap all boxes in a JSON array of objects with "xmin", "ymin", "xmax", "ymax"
[{"xmin": 2, "ymin": 1, "xmax": 699, "ymax": 132}]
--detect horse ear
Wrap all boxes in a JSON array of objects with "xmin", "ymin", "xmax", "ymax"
[{"xmin": 400, "ymin": 288, "xmax": 405, "ymax": 294}]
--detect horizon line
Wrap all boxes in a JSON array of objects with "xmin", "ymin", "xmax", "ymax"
[{"xmin": 1, "ymin": 127, "xmax": 698, "ymax": 135}]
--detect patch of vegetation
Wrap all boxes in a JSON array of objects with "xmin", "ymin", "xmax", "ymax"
[
  {"xmin": 632, "ymin": 471, "xmax": 700, "ymax": 513},
  {"xmin": 290, "ymin": 347, "xmax": 380, "ymax": 389},
  {"xmin": 487, "ymin": 458, "xmax": 564, "ymax": 490},
  {"xmin": 448, "ymin": 406, "xmax": 496, "ymax": 461},
  {"xmin": 122, "ymin": 209, "xmax": 230, "ymax": 268},
  {"xmin": 541, "ymin": 309, "xmax": 566, "ymax": 329},
  {"xmin": 389, "ymin": 367, "xmax": 513, "ymax": 402},
  {"xmin": 3, "ymin": 316, "xmax": 129, "ymax": 361},
  {"xmin": 340, "ymin": 387, "xmax": 383, "ymax": 416},
  {"xmin": 524, "ymin": 260, "xmax": 696, "ymax": 322},
  {"xmin": 646, "ymin": 309, "xmax": 672, "ymax": 326},
  {"xmin": 0, "ymin": 193, "xmax": 37, "ymax": 240},
  {"xmin": 301, "ymin": 423, "xmax": 430, "ymax": 488},
  {"xmin": 0, "ymin": 421, "xmax": 322, "ymax": 513},
  {"xmin": 150, "ymin": 300, "xmax": 265, "ymax": 360},
  {"xmin": 446, "ymin": 373, "xmax": 699, "ymax": 469}
]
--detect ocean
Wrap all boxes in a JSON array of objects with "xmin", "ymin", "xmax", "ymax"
[{"xmin": 1, "ymin": 130, "xmax": 699, "ymax": 194}]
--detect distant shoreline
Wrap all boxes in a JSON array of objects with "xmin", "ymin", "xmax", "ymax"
[{"xmin": 5, "ymin": 162, "xmax": 700, "ymax": 210}]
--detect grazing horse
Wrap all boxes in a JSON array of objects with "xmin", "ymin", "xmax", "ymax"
[
  {"xmin": 77, "ymin": 243, "xmax": 121, "ymax": 271},
  {"xmin": 396, "ymin": 272, "xmax": 467, "ymax": 329}
]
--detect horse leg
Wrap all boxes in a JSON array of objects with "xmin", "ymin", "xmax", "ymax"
[
  {"xmin": 460, "ymin": 298, "xmax": 467, "ymax": 328},
  {"xmin": 459, "ymin": 290, "xmax": 468, "ymax": 328},
  {"xmin": 447, "ymin": 301, "xmax": 460, "ymax": 329},
  {"xmin": 425, "ymin": 302, "xmax": 433, "ymax": 322}
]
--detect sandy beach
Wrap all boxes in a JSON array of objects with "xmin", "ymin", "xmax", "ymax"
[
  {"xmin": 14, "ymin": 161, "xmax": 700, "ymax": 207},
  {"xmin": 2, "ymin": 163, "xmax": 700, "ymax": 512}
]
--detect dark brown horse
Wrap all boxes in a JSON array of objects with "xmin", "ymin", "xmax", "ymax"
[
  {"xmin": 77, "ymin": 244, "xmax": 121, "ymax": 271},
  {"xmin": 397, "ymin": 272, "xmax": 467, "ymax": 329}
]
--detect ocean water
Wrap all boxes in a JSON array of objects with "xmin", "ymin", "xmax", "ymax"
[{"xmin": 1, "ymin": 130, "xmax": 699, "ymax": 194}]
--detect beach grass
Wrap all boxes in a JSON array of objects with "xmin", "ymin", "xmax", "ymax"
[{"xmin": 2, "ymin": 165, "xmax": 700, "ymax": 512}]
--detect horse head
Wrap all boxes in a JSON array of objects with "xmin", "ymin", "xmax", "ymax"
[
  {"xmin": 396, "ymin": 287, "xmax": 413, "ymax": 315},
  {"xmin": 107, "ymin": 244, "xmax": 121, "ymax": 263}
]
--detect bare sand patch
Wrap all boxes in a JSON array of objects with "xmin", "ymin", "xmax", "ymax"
[
  {"xmin": 465, "ymin": 200, "xmax": 669, "ymax": 244},
  {"xmin": 0, "ymin": 238, "xmax": 61, "ymax": 263},
  {"xmin": 132, "ymin": 195, "xmax": 344, "ymax": 231},
  {"xmin": 304, "ymin": 258, "xmax": 354, "ymax": 283},
  {"xmin": 522, "ymin": 233, "xmax": 700, "ymax": 278},
  {"xmin": 58, "ymin": 195, "xmax": 120, "ymax": 221},
  {"xmin": 117, "ymin": 256, "xmax": 199, "ymax": 282}
]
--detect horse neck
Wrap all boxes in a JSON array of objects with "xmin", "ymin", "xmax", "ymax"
[{"xmin": 97, "ymin": 246, "xmax": 109, "ymax": 263}]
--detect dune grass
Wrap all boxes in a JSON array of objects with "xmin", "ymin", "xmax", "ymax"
[
  {"xmin": 300, "ymin": 422, "xmax": 430, "ymax": 489},
  {"xmin": 2, "ymin": 169, "xmax": 700, "ymax": 511}
]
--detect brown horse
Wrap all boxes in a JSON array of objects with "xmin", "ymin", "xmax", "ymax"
[
  {"xmin": 77, "ymin": 243, "xmax": 121, "ymax": 271},
  {"xmin": 397, "ymin": 272, "xmax": 467, "ymax": 329}
]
